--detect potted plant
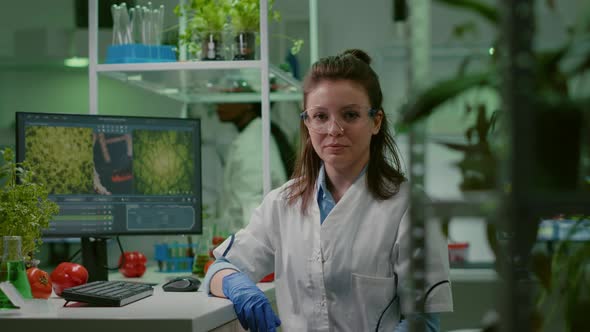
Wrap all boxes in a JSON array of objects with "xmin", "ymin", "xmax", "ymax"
[
  {"xmin": 176, "ymin": 0, "xmax": 303, "ymax": 61},
  {"xmin": 229, "ymin": 0, "xmax": 303, "ymax": 60},
  {"xmin": 175, "ymin": 0, "xmax": 231, "ymax": 60},
  {"xmin": 0, "ymin": 147, "xmax": 59, "ymax": 263},
  {"xmin": 228, "ymin": 0, "xmax": 280, "ymax": 60}
]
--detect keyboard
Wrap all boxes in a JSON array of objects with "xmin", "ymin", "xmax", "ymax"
[{"xmin": 61, "ymin": 280, "xmax": 154, "ymax": 307}]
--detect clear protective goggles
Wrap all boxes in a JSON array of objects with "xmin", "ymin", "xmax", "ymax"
[{"xmin": 300, "ymin": 106, "xmax": 378, "ymax": 134}]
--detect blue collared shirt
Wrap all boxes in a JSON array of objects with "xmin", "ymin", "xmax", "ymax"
[
  {"xmin": 316, "ymin": 163, "xmax": 369, "ymax": 224},
  {"xmin": 316, "ymin": 163, "xmax": 337, "ymax": 224}
]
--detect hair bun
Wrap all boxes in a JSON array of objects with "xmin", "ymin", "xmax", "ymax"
[{"xmin": 342, "ymin": 49, "xmax": 372, "ymax": 65}]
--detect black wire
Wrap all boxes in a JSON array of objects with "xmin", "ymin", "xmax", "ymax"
[
  {"xmin": 67, "ymin": 248, "xmax": 82, "ymax": 263},
  {"xmin": 104, "ymin": 236, "xmax": 126, "ymax": 271},
  {"xmin": 375, "ymin": 295, "xmax": 398, "ymax": 332},
  {"xmin": 66, "ymin": 237, "xmax": 125, "ymax": 269}
]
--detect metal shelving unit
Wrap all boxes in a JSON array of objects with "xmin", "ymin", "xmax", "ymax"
[
  {"xmin": 405, "ymin": 2, "xmax": 430, "ymax": 332},
  {"xmin": 425, "ymin": 192, "xmax": 501, "ymax": 219},
  {"xmin": 88, "ymin": 0, "xmax": 294, "ymax": 195}
]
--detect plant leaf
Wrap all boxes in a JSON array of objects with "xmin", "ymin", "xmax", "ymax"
[
  {"xmin": 434, "ymin": 0, "xmax": 499, "ymax": 25},
  {"xmin": 400, "ymin": 71, "xmax": 494, "ymax": 124},
  {"xmin": 536, "ymin": 94, "xmax": 590, "ymax": 112},
  {"xmin": 452, "ymin": 21, "xmax": 478, "ymax": 40},
  {"xmin": 436, "ymin": 141, "xmax": 478, "ymax": 153},
  {"xmin": 566, "ymin": 52, "xmax": 590, "ymax": 78}
]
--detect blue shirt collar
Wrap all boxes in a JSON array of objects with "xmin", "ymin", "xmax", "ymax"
[
  {"xmin": 315, "ymin": 163, "xmax": 368, "ymax": 202},
  {"xmin": 317, "ymin": 163, "xmax": 329, "ymax": 200}
]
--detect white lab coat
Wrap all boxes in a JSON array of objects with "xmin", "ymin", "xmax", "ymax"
[
  {"xmin": 213, "ymin": 177, "xmax": 454, "ymax": 331},
  {"xmin": 218, "ymin": 117, "xmax": 287, "ymax": 234}
]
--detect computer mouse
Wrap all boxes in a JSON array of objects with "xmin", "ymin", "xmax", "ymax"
[{"xmin": 162, "ymin": 276, "xmax": 201, "ymax": 292}]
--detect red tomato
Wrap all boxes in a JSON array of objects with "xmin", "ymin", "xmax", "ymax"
[
  {"xmin": 26, "ymin": 267, "xmax": 53, "ymax": 299},
  {"xmin": 118, "ymin": 251, "xmax": 147, "ymax": 278},
  {"xmin": 209, "ymin": 236, "xmax": 226, "ymax": 258},
  {"xmin": 260, "ymin": 272, "xmax": 274, "ymax": 283},
  {"xmin": 212, "ymin": 236, "xmax": 225, "ymax": 246},
  {"xmin": 50, "ymin": 262, "xmax": 89, "ymax": 297},
  {"xmin": 204, "ymin": 260, "xmax": 214, "ymax": 274}
]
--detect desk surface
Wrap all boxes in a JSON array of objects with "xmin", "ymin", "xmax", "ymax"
[{"xmin": 0, "ymin": 268, "xmax": 275, "ymax": 332}]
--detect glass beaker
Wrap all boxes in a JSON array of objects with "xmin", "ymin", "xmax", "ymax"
[{"xmin": 0, "ymin": 236, "xmax": 33, "ymax": 309}]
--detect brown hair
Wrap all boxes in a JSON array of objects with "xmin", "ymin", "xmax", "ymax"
[{"xmin": 284, "ymin": 49, "xmax": 406, "ymax": 212}]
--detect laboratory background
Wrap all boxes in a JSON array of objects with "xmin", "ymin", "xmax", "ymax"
[{"xmin": 0, "ymin": 0, "xmax": 589, "ymax": 331}]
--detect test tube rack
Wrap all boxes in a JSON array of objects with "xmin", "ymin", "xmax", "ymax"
[{"xmin": 154, "ymin": 243, "xmax": 198, "ymax": 273}]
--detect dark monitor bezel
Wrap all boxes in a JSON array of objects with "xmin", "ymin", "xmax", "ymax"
[{"xmin": 15, "ymin": 111, "xmax": 203, "ymax": 238}]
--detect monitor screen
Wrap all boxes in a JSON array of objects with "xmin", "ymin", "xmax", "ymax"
[{"xmin": 16, "ymin": 112, "xmax": 202, "ymax": 238}]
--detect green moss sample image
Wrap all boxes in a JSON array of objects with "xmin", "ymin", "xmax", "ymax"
[
  {"xmin": 24, "ymin": 126, "xmax": 94, "ymax": 194},
  {"xmin": 133, "ymin": 130, "xmax": 195, "ymax": 195}
]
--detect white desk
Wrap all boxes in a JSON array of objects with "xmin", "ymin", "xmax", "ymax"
[{"xmin": 0, "ymin": 268, "xmax": 276, "ymax": 332}]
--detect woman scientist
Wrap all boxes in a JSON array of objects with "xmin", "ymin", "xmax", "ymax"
[{"xmin": 203, "ymin": 49, "xmax": 453, "ymax": 331}]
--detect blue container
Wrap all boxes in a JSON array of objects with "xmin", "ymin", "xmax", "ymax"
[
  {"xmin": 106, "ymin": 44, "xmax": 177, "ymax": 64},
  {"xmin": 154, "ymin": 243, "xmax": 198, "ymax": 273}
]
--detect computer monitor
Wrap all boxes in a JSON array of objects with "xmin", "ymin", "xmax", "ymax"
[{"xmin": 16, "ymin": 112, "xmax": 202, "ymax": 281}]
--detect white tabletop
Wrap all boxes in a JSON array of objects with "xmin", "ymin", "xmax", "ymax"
[{"xmin": 0, "ymin": 268, "xmax": 275, "ymax": 332}]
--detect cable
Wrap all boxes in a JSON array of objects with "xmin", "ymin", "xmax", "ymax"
[
  {"xmin": 67, "ymin": 248, "xmax": 82, "ymax": 263},
  {"xmin": 104, "ymin": 236, "xmax": 126, "ymax": 271}
]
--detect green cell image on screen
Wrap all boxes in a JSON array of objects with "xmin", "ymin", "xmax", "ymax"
[
  {"xmin": 132, "ymin": 130, "xmax": 195, "ymax": 195},
  {"xmin": 24, "ymin": 126, "xmax": 94, "ymax": 194}
]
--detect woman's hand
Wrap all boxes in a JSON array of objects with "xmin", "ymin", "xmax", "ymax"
[{"xmin": 222, "ymin": 272, "xmax": 281, "ymax": 332}]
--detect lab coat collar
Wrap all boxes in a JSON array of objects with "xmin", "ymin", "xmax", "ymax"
[{"xmin": 315, "ymin": 163, "xmax": 368, "ymax": 203}]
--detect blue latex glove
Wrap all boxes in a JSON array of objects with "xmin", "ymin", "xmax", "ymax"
[{"xmin": 222, "ymin": 272, "xmax": 281, "ymax": 332}]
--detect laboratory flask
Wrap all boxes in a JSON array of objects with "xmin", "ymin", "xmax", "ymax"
[{"xmin": 0, "ymin": 236, "xmax": 33, "ymax": 309}]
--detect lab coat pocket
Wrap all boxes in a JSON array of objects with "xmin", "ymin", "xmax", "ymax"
[
  {"xmin": 351, "ymin": 273, "xmax": 399, "ymax": 332},
  {"xmin": 280, "ymin": 314, "xmax": 307, "ymax": 331}
]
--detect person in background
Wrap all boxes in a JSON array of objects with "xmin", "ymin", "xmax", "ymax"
[
  {"xmin": 215, "ymin": 97, "xmax": 295, "ymax": 235},
  {"xmin": 203, "ymin": 49, "xmax": 453, "ymax": 331}
]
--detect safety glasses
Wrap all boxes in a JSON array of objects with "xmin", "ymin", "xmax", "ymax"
[{"xmin": 300, "ymin": 106, "xmax": 378, "ymax": 134}]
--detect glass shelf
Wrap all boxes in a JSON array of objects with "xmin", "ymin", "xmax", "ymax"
[
  {"xmin": 537, "ymin": 218, "xmax": 590, "ymax": 242},
  {"xmin": 425, "ymin": 191, "xmax": 590, "ymax": 221},
  {"xmin": 96, "ymin": 60, "xmax": 263, "ymax": 72},
  {"xmin": 450, "ymin": 266, "xmax": 498, "ymax": 282},
  {"xmin": 98, "ymin": 62, "xmax": 302, "ymax": 104},
  {"xmin": 525, "ymin": 193, "xmax": 590, "ymax": 216},
  {"xmin": 425, "ymin": 191, "xmax": 500, "ymax": 219}
]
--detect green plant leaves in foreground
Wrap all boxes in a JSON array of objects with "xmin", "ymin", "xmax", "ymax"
[
  {"xmin": 0, "ymin": 147, "xmax": 60, "ymax": 259},
  {"xmin": 400, "ymin": 71, "xmax": 495, "ymax": 124}
]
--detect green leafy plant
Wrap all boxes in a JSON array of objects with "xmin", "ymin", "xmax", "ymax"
[
  {"xmin": 175, "ymin": 0, "xmax": 230, "ymax": 33},
  {"xmin": 400, "ymin": 0, "xmax": 590, "ymax": 192},
  {"xmin": 535, "ymin": 217, "xmax": 590, "ymax": 331},
  {"xmin": 175, "ymin": 0, "xmax": 231, "ymax": 55},
  {"xmin": 175, "ymin": 0, "xmax": 303, "ymax": 57},
  {"xmin": 229, "ymin": 0, "xmax": 280, "ymax": 32},
  {"xmin": 437, "ymin": 103, "xmax": 499, "ymax": 191},
  {"xmin": 400, "ymin": 0, "xmax": 590, "ymax": 126},
  {"xmin": 230, "ymin": 0, "xmax": 303, "ymax": 55},
  {"xmin": 399, "ymin": 0, "xmax": 590, "ymax": 330},
  {"xmin": 0, "ymin": 148, "xmax": 59, "ymax": 260}
]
